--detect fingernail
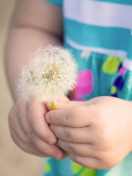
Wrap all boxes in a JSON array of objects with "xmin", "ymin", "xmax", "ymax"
[
  {"xmin": 46, "ymin": 114, "xmax": 50, "ymax": 123},
  {"xmin": 47, "ymin": 138, "xmax": 56, "ymax": 145},
  {"xmin": 55, "ymin": 153, "xmax": 62, "ymax": 160}
]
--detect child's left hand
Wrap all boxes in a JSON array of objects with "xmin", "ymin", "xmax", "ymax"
[{"xmin": 46, "ymin": 97, "xmax": 132, "ymax": 169}]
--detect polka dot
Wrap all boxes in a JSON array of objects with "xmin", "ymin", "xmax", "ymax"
[
  {"xmin": 72, "ymin": 162, "xmax": 96, "ymax": 176},
  {"xmin": 72, "ymin": 162, "xmax": 82, "ymax": 174},
  {"xmin": 80, "ymin": 168, "xmax": 96, "ymax": 176},
  {"xmin": 114, "ymin": 76, "xmax": 125, "ymax": 90},
  {"xmin": 45, "ymin": 162, "xmax": 51, "ymax": 173},
  {"xmin": 111, "ymin": 86, "xmax": 117, "ymax": 94},
  {"xmin": 102, "ymin": 56, "xmax": 120, "ymax": 74},
  {"xmin": 111, "ymin": 93, "xmax": 118, "ymax": 97},
  {"xmin": 118, "ymin": 66, "xmax": 127, "ymax": 75},
  {"xmin": 75, "ymin": 70, "xmax": 93, "ymax": 96}
]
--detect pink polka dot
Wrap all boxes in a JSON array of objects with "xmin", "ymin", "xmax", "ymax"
[
  {"xmin": 119, "ymin": 66, "xmax": 127, "ymax": 75},
  {"xmin": 75, "ymin": 70, "xmax": 93, "ymax": 96}
]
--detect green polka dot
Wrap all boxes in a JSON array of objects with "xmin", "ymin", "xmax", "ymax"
[
  {"xmin": 80, "ymin": 168, "xmax": 96, "ymax": 176},
  {"xmin": 111, "ymin": 86, "xmax": 117, "ymax": 94},
  {"xmin": 44, "ymin": 162, "xmax": 51, "ymax": 173},
  {"xmin": 72, "ymin": 162, "xmax": 96, "ymax": 176},
  {"xmin": 72, "ymin": 162, "xmax": 82, "ymax": 174},
  {"xmin": 102, "ymin": 56, "xmax": 120, "ymax": 74}
]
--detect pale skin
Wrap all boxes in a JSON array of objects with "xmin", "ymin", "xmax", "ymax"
[
  {"xmin": 46, "ymin": 97, "xmax": 132, "ymax": 169},
  {"xmin": 5, "ymin": 0, "xmax": 132, "ymax": 170},
  {"xmin": 6, "ymin": 0, "xmax": 66, "ymax": 160}
]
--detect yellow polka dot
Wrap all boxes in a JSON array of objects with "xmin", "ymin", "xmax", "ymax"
[
  {"xmin": 102, "ymin": 56, "xmax": 120, "ymax": 74},
  {"xmin": 72, "ymin": 162, "xmax": 96, "ymax": 176},
  {"xmin": 72, "ymin": 162, "xmax": 82, "ymax": 174},
  {"xmin": 45, "ymin": 162, "xmax": 51, "ymax": 173},
  {"xmin": 111, "ymin": 86, "xmax": 117, "ymax": 94},
  {"xmin": 80, "ymin": 168, "xmax": 96, "ymax": 176}
]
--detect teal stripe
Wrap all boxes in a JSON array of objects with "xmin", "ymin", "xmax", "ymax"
[
  {"xmin": 44, "ymin": 0, "xmax": 63, "ymax": 6},
  {"xmin": 64, "ymin": 18, "xmax": 130, "ymax": 51},
  {"xmin": 91, "ymin": 0, "xmax": 132, "ymax": 5}
]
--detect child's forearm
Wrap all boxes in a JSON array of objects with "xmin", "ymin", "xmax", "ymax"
[
  {"xmin": 5, "ymin": 0, "xmax": 63, "ymax": 100},
  {"xmin": 5, "ymin": 27, "xmax": 61, "ymax": 100}
]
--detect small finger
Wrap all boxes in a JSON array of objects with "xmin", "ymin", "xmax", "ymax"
[
  {"xmin": 57, "ymin": 139, "xmax": 95, "ymax": 157},
  {"xmin": 27, "ymin": 96, "xmax": 57, "ymax": 144},
  {"xmin": 28, "ymin": 133, "xmax": 65, "ymax": 160},
  {"xmin": 10, "ymin": 112, "xmax": 44, "ymax": 155},
  {"xmin": 11, "ymin": 130, "xmax": 46, "ymax": 157},
  {"xmin": 50, "ymin": 125, "xmax": 93, "ymax": 143},
  {"xmin": 17, "ymin": 99, "xmax": 35, "ymax": 141}
]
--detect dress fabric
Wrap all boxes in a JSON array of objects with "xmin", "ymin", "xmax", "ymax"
[{"xmin": 42, "ymin": 0, "xmax": 132, "ymax": 175}]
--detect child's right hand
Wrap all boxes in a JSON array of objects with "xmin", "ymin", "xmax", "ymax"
[{"xmin": 8, "ymin": 96, "xmax": 65, "ymax": 160}]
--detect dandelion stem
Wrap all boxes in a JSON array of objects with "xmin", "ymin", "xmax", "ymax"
[{"xmin": 51, "ymin": 101, "xmax": 56, "ymax": 110}]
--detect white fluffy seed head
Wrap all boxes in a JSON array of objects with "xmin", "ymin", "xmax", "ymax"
[{"xmin": 18, "ymin": 45, "xmax": 77, "ymax": 101}]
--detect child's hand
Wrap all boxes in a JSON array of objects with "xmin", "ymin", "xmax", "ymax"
[
  {"xmin": 46, "ymin": 97, "xmax": 132, "ymax": 169},
  {"xmin": 8, "ymin": 96, "xmax": 66, "ymax": 160}
]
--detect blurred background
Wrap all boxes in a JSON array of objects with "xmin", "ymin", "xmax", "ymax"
[{"xmin": 0, "ymin": 0, "xmax": 42, "ymax": 175}]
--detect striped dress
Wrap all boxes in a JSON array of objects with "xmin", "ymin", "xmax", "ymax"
[{"xmin": 42, "ymin": 0, "xmax": 132, "ymax": 176}]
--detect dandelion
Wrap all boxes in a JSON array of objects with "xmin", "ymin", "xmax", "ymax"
[{"xmin": 18, "ymin": 45, "xmax": 77, "ymax": 109}]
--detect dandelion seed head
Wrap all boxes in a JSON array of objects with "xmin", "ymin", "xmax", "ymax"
[{"xmin": 18, "ymin": 45, "xmax": 77, "ymax": 101}]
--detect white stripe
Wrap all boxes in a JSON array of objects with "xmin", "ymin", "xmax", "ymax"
[
  {"xmin": 66, "ymin": 38, "xmax": 127, "ymax": 58},
  {"xmin": 64, "ymin": 0, "xmax": 132, "ymax": 29},
  {"xmin": 123, "ymin": 58, "xmax": 132, "ymax": 71}
]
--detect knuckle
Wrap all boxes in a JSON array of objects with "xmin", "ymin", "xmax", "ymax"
[
  {"xmin": 27, "ymin": 131, "xmax": 36, "ymax": 143},
  {"xmin": 63, "ymin": 127, "xmax": 69, "ymax": 139},
  {"xmin": 96, "ymin": 130, "xmax": 111, "ymax": 151},
  {"xmin": 63, "ymin": 113, "xmax": 69, "ymax": 124},
  {"xmin": 64, "ymin": 108, "xmax": 76, "ymax": 123},
  {"xmin": 28, "ymin": 114, "xmax": 37, "ymax": 126},
  {"xmin": 86, "ymin": 104, "xmax": 96, "ymax": 114},
  {"xmin": 68, "ymin": 143, "xmax": 77, "ymax": 154},
  {"xmin": 99, "ymin": 133, "xmax": 107, "ymax": 145},
  {"xmin": 88, "ymin": 104, "xmax": 95, "ymax": 110}
]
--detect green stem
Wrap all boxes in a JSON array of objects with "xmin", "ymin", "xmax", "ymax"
[{"xmin": 51, "ymin": 101, "xmax": 56, "ymax": 110}]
